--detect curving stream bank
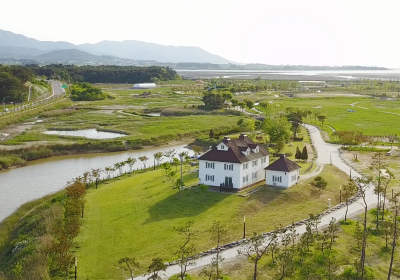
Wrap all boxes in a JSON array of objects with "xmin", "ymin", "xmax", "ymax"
[{"xmin": 0, "ymin": 144, "xmax": 194, "ymax": 222}]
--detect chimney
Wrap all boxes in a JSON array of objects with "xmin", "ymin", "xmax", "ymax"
[
  {"xmin": 239, "ymin": 133, "xmax": 247, "ymax": 140},
  {"xmin": 223, "ymin": 136, "xmax": 231, "ymax": 143}
]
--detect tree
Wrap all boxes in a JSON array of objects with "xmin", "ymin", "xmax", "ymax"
[
  {"xmin": 231, "ymin": 99, "xmax": 239, "ymax": 108},
  {"xmin": 163, "ymin": 149, "xmax": 176, "ymax": 163},
  {"xmin": 244, "ymin": 98, "xmax": 255, "ymax": 109},
  {"xmin": 273, "ymin": 140, "xmax": 285, "ymax": 155},
  {"xmin": 174, "ymin": 221, "xmax": 198, "ymax": 280},
  {"xmin": 174, "ymin": 178, "xmax": 184, "ymax": 195},
  {"xmin": 203, "ymin": 92, "xmax": 225, "ymax": 110},
  {"xmin": 192, "ymin": 145, "xmax": 202, "ymax": 157},
  {"xmin": 199, "ymin": 183, "xmax": 209, "ymax": 202},
  {"xmin": 387, "ymin": 192, "xmax": 399, "ymax": 280},
  {"xmin": 118, "ymin": 257, "xmax": 140, "ymax": 280},
  {"xmin": 146, "ymin": 258, "xmax": 166, "ymax": 280},
  {"xmin": 237, "ymin": 118, "xmax": 256, "ymax": 132},
  {"xmin": 263, "ymin": 117, "xmax": 291, "ymax": 144},
  {"xmin": 209, "ymin": 222, "xmax": 227, "ymax": 279},
  {"xmin": 209, "ymin": 129, "xmax": 215, "ymax": 139},
  {"xmin": 317, "ymin": 114, "xmax": 326, "ymax": 128},
  {"xmin": 238, "ymin": 232, "xmax": 277, "ymax": 280},
  {"xmin": 287, "ymin": 109, "xmax": 303, "ymax": 138},
  {"xmin": 153, "ymin": 152, "xmax": 163, "ymax": 168},
  {"xmin": 342, "ymin": 182, "xmax": 357, "ymax": 222},
  {"xmin": 125, "ymin": 157, "xmax": 137, "ymax": 173},
  {"xmin": 139, "ymin": 156, "xmax": 149, "ymax": 169},
  {"xmin": 301, "ymin": 146, "xmax": 308, "ymax": 162},
  {"xmin": 295, "ymin": 146, "xmax": 302, "ymax": 161},
  {"xmin": 311, "ymin": 176, "xmax": 328, "ymax": 190}
]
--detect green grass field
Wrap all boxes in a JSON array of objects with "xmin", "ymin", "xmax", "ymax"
[
  {"xmin": 267, "ymin": 96, "xmax": 400, "ymax": 135},
  {"xmin": 76, "ymin": 164, "xmax": 349, "ymax": 279}
]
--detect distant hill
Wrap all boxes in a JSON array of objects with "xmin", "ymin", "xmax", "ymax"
[
  {"xmin": 78, "ymin": 40, "xmax": 232, "ymax": 64},
  {"xmin": 0, "ymin": 29, "xmax": 75, "ymax": 50},
  {"xmin": 0, "ymin": 29, "xmax": 232, "ymax": 64},
  {"xmin": 34, "ymin": 49, "xmax": 136, "ymax": 64}
]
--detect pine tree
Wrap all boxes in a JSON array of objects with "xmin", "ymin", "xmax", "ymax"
[
  {"xmin": 295, "ymin": 146, "xmax": 302, "ymax": 161},
  {"xmin": 301, "ymin": 146, "xmax": 308, "ymax": 162}
]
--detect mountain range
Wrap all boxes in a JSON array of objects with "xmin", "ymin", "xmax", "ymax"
[{"xmin": 0, "ymin": 29, "xmax": 232, "ymax": 65}]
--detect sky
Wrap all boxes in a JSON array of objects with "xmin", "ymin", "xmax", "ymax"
[{"xmin": 1, "ymin": 0, "xmax": 400, "ymax": 67}]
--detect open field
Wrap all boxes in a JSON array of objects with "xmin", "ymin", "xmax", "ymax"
[
  {"xmin": 261, "ymin": 96, "xmax": 400, "ymax": 136},
  {"xmin": 76, "ymin": 164, "xmax": 348, "ymax": 279}
]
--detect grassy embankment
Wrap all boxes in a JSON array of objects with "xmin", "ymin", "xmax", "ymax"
[{"xmin": 76, "ymin": 164, "xmax": 348, "ymax": 279}]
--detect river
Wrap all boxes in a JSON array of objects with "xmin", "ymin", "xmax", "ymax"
[{"xmin": 0, "ymin": 144, "xmax": 194, "ymax": 222}]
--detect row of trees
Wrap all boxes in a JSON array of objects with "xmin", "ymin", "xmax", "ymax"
[
  {"xmin": 26, "ymin": 64, "xmax": 179, "ymax": 84},
  {"xmin": 0, "ymin": 65, "xmax": 36, "ymax": 103}
]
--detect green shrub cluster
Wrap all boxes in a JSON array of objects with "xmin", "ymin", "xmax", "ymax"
[{"xmin": 70, "ymin": 82, "xmax": 107, "ymax": 101}]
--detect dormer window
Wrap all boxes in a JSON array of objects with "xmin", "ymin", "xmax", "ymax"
[{"xmin": 221, "ymin": 144, "xmax": 225, "ymax": 149}]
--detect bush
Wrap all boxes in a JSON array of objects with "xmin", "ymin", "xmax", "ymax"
[{"xmin": 169, "ymin": 274, "xmax": 194, "ymax": 280}]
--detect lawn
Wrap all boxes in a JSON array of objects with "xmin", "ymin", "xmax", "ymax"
[
  {"xmin": 264, "ymin": 96, "xmax": 400, "ymax": 136},
  {"xmin": 76, "ymin": 164, "xmax": 349, "ymax": 279}
]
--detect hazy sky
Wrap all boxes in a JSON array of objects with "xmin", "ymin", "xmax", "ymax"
[{"xmin": 1, "ymin": 0, "xmax": 399, "ymax": 67}]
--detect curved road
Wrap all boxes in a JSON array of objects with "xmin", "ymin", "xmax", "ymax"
[{"xmin": 132, "ymin": 124, "xmax": 378, "ymax": 280}]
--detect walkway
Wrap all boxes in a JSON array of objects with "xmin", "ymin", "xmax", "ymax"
[{"xmin": 132, "ymin": 124, "xmax": 377, "ymax": 280}]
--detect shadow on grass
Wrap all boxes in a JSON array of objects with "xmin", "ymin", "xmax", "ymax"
[{"xmin": 144, "ymin": 187, "xmax": 230, "ymax": 224}]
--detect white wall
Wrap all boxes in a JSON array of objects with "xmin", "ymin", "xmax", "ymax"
[
  {"xmin": 199, "ymin": 160, "xmax": 242, "ymax": 189},
  {"xmin": 265, "ymin": 169, "xmax": 299, "ymax": 188},
  {"xmin": 199, "ymin": 156, "xmax": 269, "ymax": 189}
]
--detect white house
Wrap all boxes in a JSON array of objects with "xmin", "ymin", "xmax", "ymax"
[
  {"xmin": 264, "ymin": 155, "xmax": 301, "ymax": 188},
  {"xmin": 198, "ymin": 133, "xmax": 270, "ymax": 190},
  {"xmin": 132, "ymin": 83, "xmax": 157, "ymax": 89}
]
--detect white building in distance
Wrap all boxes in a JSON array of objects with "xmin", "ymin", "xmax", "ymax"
[{"xmin": 132, "ymin": 83, "xmax": 156, "ymax": 89}]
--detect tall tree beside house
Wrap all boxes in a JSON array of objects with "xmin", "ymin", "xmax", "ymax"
[
  {"xmin": 295, "ymin": 146, "xmax": 302, "ymax": 161},
  {"xmin": 301, "ymin": 146, "xmax": 308, "ymax": 162},
  {"xmin": 287, "ymin": 109, "xmax": 303, "ymax": 138}
]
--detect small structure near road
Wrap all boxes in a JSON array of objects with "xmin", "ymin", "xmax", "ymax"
[{"xmin": 132, "ymin": 83, "xmax": 156, "ymax": 89}]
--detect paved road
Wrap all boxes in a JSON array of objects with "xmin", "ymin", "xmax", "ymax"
[
  {"xmin": 1, "ymin": 80, "xmax": 65, "ymax": 115},
  {"xmin": 48, "ymin": 80, "xmax": 65, "ymax": 97},
  {"xmin": 132, "ymin": 124, "xmax": 377, "ymax": 280}
]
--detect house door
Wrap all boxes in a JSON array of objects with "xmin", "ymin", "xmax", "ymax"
[{"xmin": 225, "ymin": 177, "xmax": 232, "ymax": 187}]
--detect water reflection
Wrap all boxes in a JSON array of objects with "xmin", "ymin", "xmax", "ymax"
[
  {"xmin": 44, "ymin": 129, "xmax": 126, "ymax": 139},
  {"xmin": 0, "ymin": 144, "xmax": 194, "ymax": 222}
]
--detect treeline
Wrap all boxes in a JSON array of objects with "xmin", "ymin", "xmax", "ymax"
[
  {"xmin": 26, "ymin": 64, "xmax": 179, "ymax": 83},
  {"xmin": 0, "ymin": 65, "xmax": 36, "ymax": 102}
]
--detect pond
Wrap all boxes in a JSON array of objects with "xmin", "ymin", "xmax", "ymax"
[
  {"xmin": 0, "ymin": 144, "xmax": 194, "ymax": 222},
  {"xmin": 44, "ymin": 128, "xmax": 126, "ymax": 139}
]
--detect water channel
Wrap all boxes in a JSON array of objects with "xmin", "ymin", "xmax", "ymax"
[
  {"xmin": 44, "ymin": 129, "xmax": 126, "ymax": 139},
  {"xmin": 0, "ymin": 144, "xmax": 194, "ymax": 222}
]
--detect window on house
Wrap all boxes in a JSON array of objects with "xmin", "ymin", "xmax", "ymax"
[
  {"xmin": 252, "ymin": 160, "xmax": 258, "ymax": 167},
  {"xmin": 206, "ymin": 162, "xmax": 215, "ymax": 169},
  {"xmin": 273, "ymin": 175, "xmax": 282, "ymax": 183},
  {"xmin": 243, "ymin": 163, "xmax": 248, "ymax": 170},
  {"xmin": 224, "ymin": 164, "xmax": 233, "ymax": 171},
  {"xmin": 252, "ymin": 172, "xmax": 258, "ymax": 179},
  {"xmin": 261, "ymin": 157, "xmax": 266, "ymax": 164},
  {"xmin": 206, "ymin": 175, "xmax": 214, "ymax": 182},
  {"xmin": 243, "ymin": 175, "xmax": 249, "ymax": 183},
  {"xmin": 221, "ymin": 144, "xmax": 225, "ymax": 149}
]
